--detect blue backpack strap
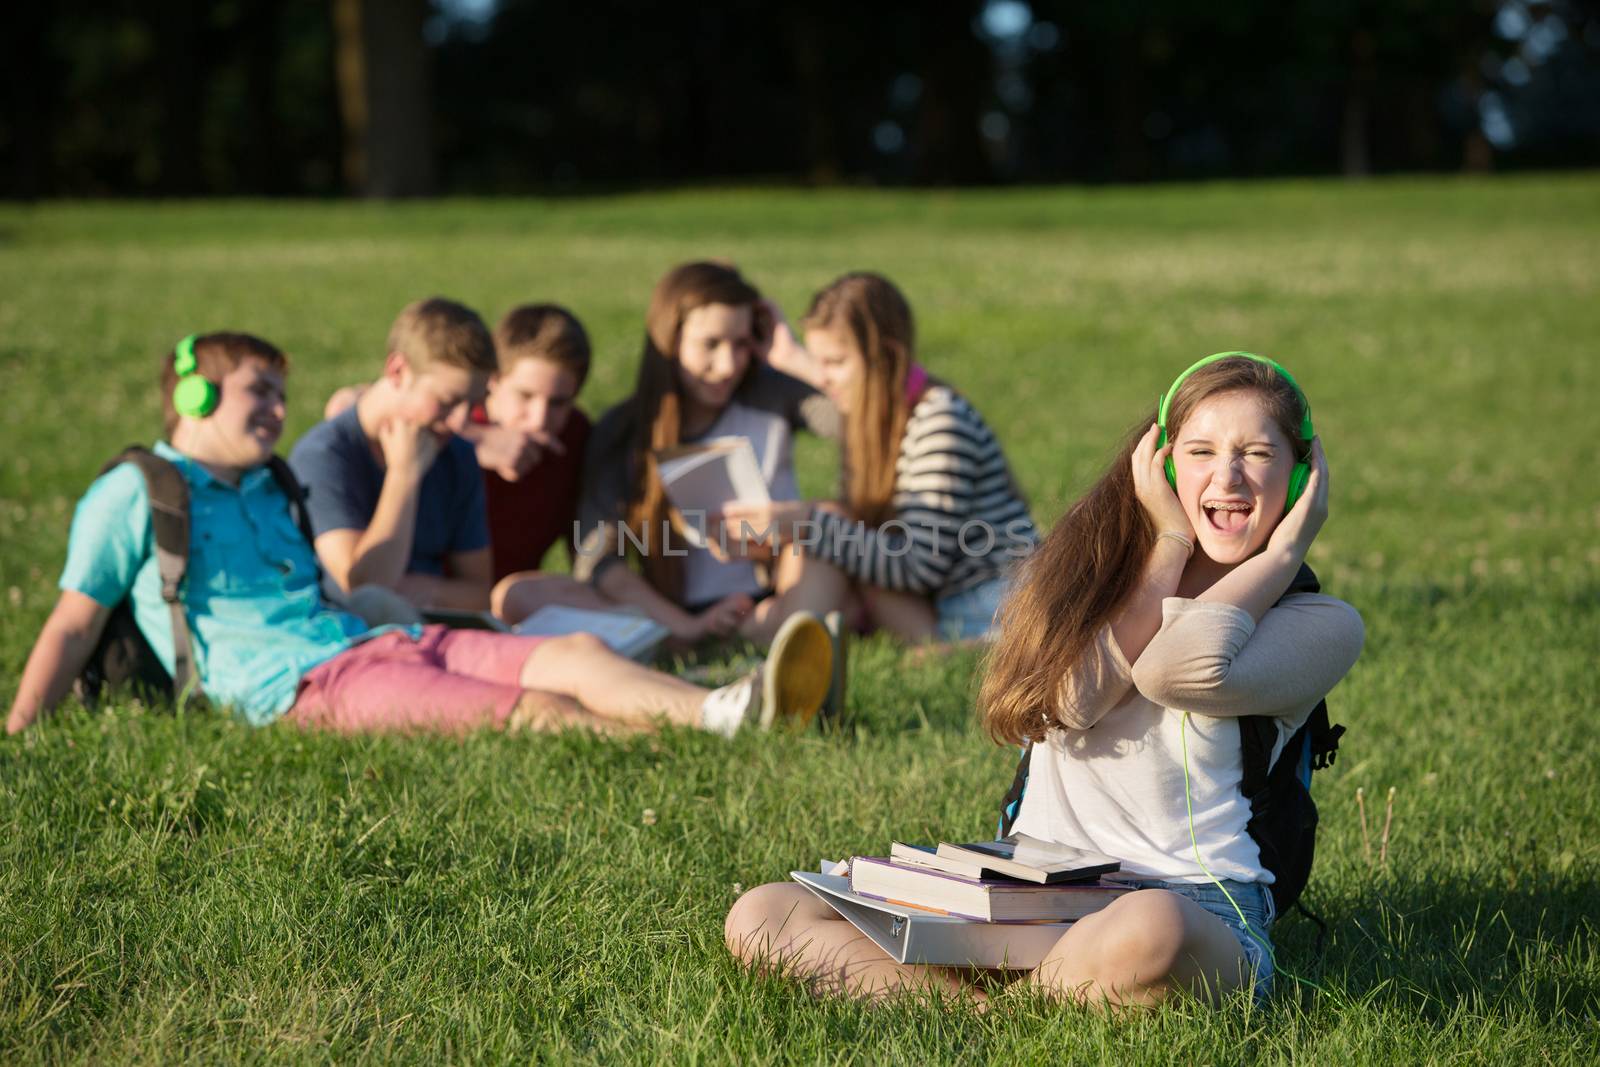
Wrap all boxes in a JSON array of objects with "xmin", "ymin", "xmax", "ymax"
[
  {"xmin": 1239, "ymin": 562, "xmax": 1344, "ymax": 914},
  {"xmin": 996, "ymin": 742, "xmax": 1034, "ymax": 839}
]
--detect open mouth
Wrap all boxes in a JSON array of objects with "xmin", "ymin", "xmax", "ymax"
[{"xmin": 1202, "ymin": 500, "xmax": 1253, "ymax": 534}]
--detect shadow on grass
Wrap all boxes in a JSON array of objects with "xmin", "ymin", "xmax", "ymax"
[{"xmin": 1276, "ymin": 875, "xmax": 1598, "ymax": 1022}]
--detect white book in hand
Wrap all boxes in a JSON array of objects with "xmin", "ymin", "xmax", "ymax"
[
  {"xmin": 653, "ymin": 437, "xmax": 770, "ymax": 549},
  {"xmin": 511, "ymin": 605, "xmax": 670, "ymax": 662}
]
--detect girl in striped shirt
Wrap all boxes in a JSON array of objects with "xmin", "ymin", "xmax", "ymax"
[{"xmin": 717, "ymin": 273, "xmax": 1036, "ymax": 641}]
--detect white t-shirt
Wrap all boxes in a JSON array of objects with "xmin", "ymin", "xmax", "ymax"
[{"xmin": 1010, "ymin": 594, "xmax": 1364, "ymax": 884}]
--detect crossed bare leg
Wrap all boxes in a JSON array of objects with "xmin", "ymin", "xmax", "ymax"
[{"xmin": 724, "ymin": 881, "xmax": 1256, "ymax": 1009}]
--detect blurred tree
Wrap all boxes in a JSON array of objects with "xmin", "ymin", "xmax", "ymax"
[
  {"xmin": 1, "ymin": 0, "xmax": 1595, "ymax": 196},
  {"xmin": 1, "ymin": 1, "xmax": 53, "ymax": 197},
  {"xmin": 1, "ymin": 0, "xmax": 341, "ymax": 197},
  {"xmin": 154, "ymin": 0, "xmax": 210, "ymax": 194},
  {"xmin": 334, "ymin": 0, "xmax": 435, "ymax": 196}
]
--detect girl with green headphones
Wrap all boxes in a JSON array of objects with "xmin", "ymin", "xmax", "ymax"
[{"xmin": 724, "ymin": 354, "xmax": 1364, "ymax": 1009}]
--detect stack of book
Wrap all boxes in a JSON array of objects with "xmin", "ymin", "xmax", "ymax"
[{"xmin": 847, "ymin": 835, "xmax": 1129, "ymax": 923}]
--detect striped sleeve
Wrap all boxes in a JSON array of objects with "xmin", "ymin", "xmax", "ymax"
[{"xmin": 805, "ymin": 388, "xmax": 1015, "ymax": 595}]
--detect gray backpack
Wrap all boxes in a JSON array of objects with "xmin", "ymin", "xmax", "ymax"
[{"xmin": 74, "ymin": 446, "xmax": 316, "ymax": 706}]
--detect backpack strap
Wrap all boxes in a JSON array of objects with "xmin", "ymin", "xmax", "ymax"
[
  {"xmin": 265, "ymin": 454, "xmax": 325, "ymax": 596},
  {"xmin": 996, "ymin": 743, "xmax": 1034, "ymax": 839},
  {"xmin": 998, "ymin": 563, "xmax": 1340, "ymax": 847},
  {"xmin": 1239, "ymin": 561, "xmax": 1325, "ymax": 785},
  {"xmin": 265, "ymin": 456, "xmax": 316, "ymax": 548},
  {"xmin": 106, "ymin": 446, "xmax": 198, "ymax": 701},
  {"xmin": 1307, "ymin": 702, "xmax": 1345, "ymax": 770},
  {"xmin": 1285, "ymin": 561, "xmax": 1320, "ymax": 597}
]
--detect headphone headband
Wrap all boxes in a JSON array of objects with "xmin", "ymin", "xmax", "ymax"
[
  {"xmin": 171, "ymin": 333, "xmax": 219, "ymax": 418},
  {"xmin": 1156, "ymin": 351, "xmax": 1313, "ymax": 445},
  {"xmin": 1156, "ymin": 351, "xmax": 1315, "ymax": 512},
  {"xmin": 174, "ymin": 333, "xmax": 200, "ymax": 376}
]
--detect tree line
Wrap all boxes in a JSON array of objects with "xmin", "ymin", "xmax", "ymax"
[{"xmin": 4, "ymin": 0, "xmax": 1597, "ymax": 198}]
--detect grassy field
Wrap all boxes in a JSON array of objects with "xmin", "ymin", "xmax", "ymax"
[{"xmin": 1, "ymin": 175, "xmax": 1597, "ymax": 1063}]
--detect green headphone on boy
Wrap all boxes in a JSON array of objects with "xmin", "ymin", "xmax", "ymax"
[
  {"xmin": 172, "ymin": 334, "xmax": 219, "ymax": 418},
  {"xmin": 1156, "ymin": 351, "xmax": 1314, "ymax": 513}
]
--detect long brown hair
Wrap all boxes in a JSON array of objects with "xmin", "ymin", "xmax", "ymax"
[
  {"xmin": 802, "ymin": 272, "xmax": 917, "ymax": 526},
  {"xmin": 978, "ymin": 356, "xmax": 1312, "ymax": 745},
  {"xmin": 624, "ymin": 261, "xmax": 763, "ymax": 597}
]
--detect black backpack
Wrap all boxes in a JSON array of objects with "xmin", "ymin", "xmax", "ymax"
[
  {"xmin": 74, "ymin": 446, "xmax": 318, "ymax": 707},
  {"xmin": 997, "ymin": 564, "xmax": 1345, "ymax": 916}
]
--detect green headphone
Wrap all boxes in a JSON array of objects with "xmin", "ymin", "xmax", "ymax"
[
  {"xmin": 1156, "ymin": 351, "xmax": 1314, "ymax": 512},
  {"xmin": 172, "ymin": 334, "xmax": 219, "ymax": 418}
]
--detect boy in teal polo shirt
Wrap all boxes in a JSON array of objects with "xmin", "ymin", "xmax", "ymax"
[{"xmin": 6, "ymin": 332, "xmax": 831, "ymax": 737}]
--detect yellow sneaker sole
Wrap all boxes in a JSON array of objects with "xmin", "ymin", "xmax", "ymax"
[{"xmin": 761, "ymin": 612, "xmax": 833, "ymax": 730}]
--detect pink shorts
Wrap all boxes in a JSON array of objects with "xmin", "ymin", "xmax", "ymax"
[{"xmin": 286, "ymin": 625, "xmax": 548, "ymax": 734}]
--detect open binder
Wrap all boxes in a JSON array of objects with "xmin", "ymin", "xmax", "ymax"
[{"xmin": 790, "ymin": 870, "xmax": 1072, "ymax": 970}]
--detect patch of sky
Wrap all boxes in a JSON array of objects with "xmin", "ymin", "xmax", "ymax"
[
  {"xmin": 978, "ymin": 0, "xmax": 1032, "ymax": 42},
  {"xmin": 1027, "ymin": 21, "xmax": 1061, "ymax": 51},
  {"xmin": 890, "ymin": 73, "xmax": 924, "ymax": 109},
  {"xmin": 873, "ymin": 121, "xmax": 906, "ymax": 154},
  {"xmin": 439, "ymin": 0, "xmax": 497, "ymax": 21},
  {"xmin": 1495, "ymin": 2, "xmax": 1531, "ymax": 40},
  {"xmin": 997, "ymin": 72, "xmax": 1032, "ymax": 111},
  {"xmin": 429, "ymin": 0, "xmax": 496, "ymax": 44},
  {"xmin": 1523, "ymin": 15, "xmax": 1569, "ymax": 62},
  {"xmin": 1480, "ymin": 91, "xmax": 1516, "ymax": 148}
]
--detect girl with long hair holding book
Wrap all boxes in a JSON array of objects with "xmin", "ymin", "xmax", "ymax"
[
  {"xmin": 714, "ymin": 272, "xmax": 1036, "ymax": 642},
  {"xmin": 724, "ymin": 354, "xmax": 1363, "ymax": 1007},
  {"xmin": 576, "ymin": 261, "xmax": 838, "ymax": 646}
]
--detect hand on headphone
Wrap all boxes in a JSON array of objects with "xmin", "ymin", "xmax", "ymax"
[
  {"xmin": 1267, "ymin": 437, "xmax": 1328, "ymax": 558},
  {"xmin": 1132, "ymin": 422, "xmax": 1194, "ymax": 544}
]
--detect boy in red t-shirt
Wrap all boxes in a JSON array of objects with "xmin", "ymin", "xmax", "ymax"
[{"xmin": 466, "ymin": 304, "xmax": 608, "ymax": 619}]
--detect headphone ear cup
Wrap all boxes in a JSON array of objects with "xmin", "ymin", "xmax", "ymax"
[
  {"xmin": 1164, "ymin": 455, "xmax": 1177, "ymax": 491},
  {"xmin": 173, "ymin": 374, "xmax": 219, "ymax": 418},
  {"xmin": 1284, "ymin": 462, "xmax": 1309, "ymax": 512}
]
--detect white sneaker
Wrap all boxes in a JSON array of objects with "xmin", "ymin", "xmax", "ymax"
[{"xmin": 698, "ymin": 611, "xmax": 832, "ymax": 736}]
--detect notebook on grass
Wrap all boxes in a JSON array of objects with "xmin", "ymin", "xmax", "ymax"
[{"xmin": 511, "ymin": 605, "xmax": 670, "ymax": 662}]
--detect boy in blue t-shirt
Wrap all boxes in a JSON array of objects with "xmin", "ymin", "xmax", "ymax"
[
  {"xmin": 6, "ymin": 332, "xmax": 831, "ymax": 737},
  {"xmin": 289, "ymin": 297, "xmax": 498, "ymax": 617}
]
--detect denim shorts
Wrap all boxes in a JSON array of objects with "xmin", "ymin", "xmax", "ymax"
[
  {"xmin": 935, "ymin": 576, "xmax": 1009, "ymax": 641},
  {"xmin": 1118, "ymin": 877, "xmax": 1277, "ymax": 1003}
]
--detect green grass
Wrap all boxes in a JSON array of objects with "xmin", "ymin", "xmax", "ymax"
[{"xmin": 2, "ymin": 174, "xmax": 1598, "ymax": 1062}]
